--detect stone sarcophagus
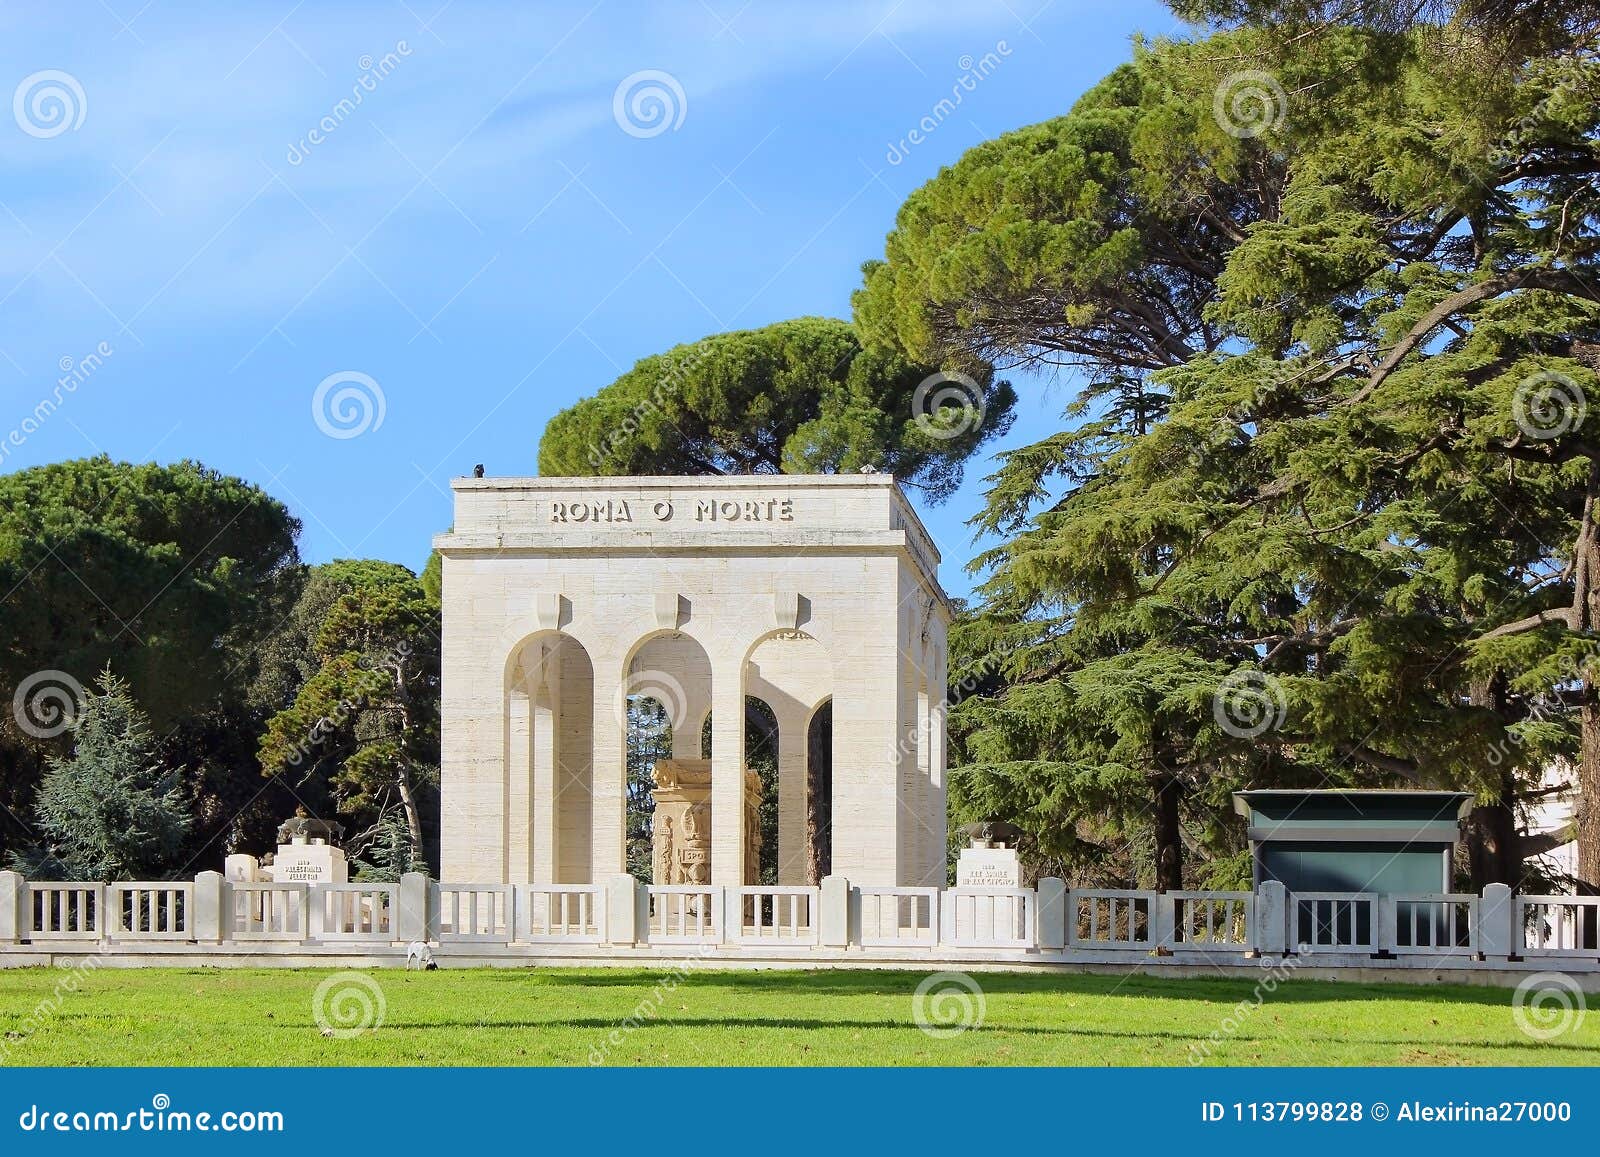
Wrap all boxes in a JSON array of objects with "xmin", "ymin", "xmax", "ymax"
[{"xmin": 651, "ymin": 759, "xmax": 763, "ymax": 886}]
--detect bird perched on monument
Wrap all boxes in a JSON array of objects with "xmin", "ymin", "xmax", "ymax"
[{"xmin": 473, "ymin": 464, "xmax": 484, "ymax": 478}]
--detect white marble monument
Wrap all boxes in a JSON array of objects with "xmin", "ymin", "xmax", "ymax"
[{"xmin": 433, "ymin": 473, "xmax": 951, "ymax": 887}]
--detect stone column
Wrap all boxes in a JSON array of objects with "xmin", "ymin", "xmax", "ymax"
[
  {"xmin": 439, "ymin": 598, "xmax": 505, "ymax": 882},
  {"xmin": 531, "ymin": 666, "xmax": 559, "ymax": 883},
  {"xmin": 829, "ymin": 583, "xmax": 903, "ymax": 886},
  {"xmin": 776, "ymin": 706, "xmax": 808, "ymax": 885},
  {"xmin": 927, "ymin": 640, "xmax": 949, "ymax": 887},
  {"xmin": 710, "ymin": 654, "xmax": 746, "ymax": 886},
  {"xmin": 590, "ymin": 655, "xmax": 627, "ymax": 881},
  {"xmin": 506, "ymin": 684, "xmax": 533, "ymax": 883}
]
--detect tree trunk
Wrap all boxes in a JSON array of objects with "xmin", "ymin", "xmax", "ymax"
[
  {"xmin": 1468, "ymin": 771, "xmax": 1519, "ymax": 890},
  {"xmin": 1466, "ymin": 674, "xmax": 1518, "ymax": 890},
  {"xmin": 1152, "ymin": 769, "xmax": 1183, "ymax": 892},
  {"xmin": 1580, "ymin": 502, "xmax": 1600, "ymax": 895},
  {"xmin": 396, "ymin": 769, "xmax": 426, "ymax": 865},
  {"xmin": 1580, "ymin": 698, "xmax": 1600, "ymax": 895}
]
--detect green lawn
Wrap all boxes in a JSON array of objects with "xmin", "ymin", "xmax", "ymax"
[{"xmin": 1, "ymin": 966, "xmax": 1595, "ymax": 1066}]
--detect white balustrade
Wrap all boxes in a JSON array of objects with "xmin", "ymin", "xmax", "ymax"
[
  {"xmin": 1068, "ymin": 889, "xmax": 1153, "ymax": 950},
  {"xmin": 11, "ymin": 870, "xmax": 1600, "ymax": 974},
  {"xmin": 108, "ymin": 883, "xmax": 192, "ymax": 939},
  {"xmin": 1168, "ymin": 891, "xmax": 1253, "ymax": 950},
  {"xmin": 943, "ymin": 887, "xmax": 1035, "ymax": 948},
  {"xmin": 643, "ymin": 886, "xmax": 721, "ymax": 944},
  {"xmin": 858, "ymin": 886, "xmax": 939, "ymax": 947},
  {"xmin": 517, "ymin": 885, "xmax": 605, "ymax": 943},
  {"xmin": 735, "ymin": 887, "xmax": 819, "ymax": 944},
  {"xmin": 1293, "ymin": 893, "xmax": 1377, "ymax": 953},
  {"xmin": 1518, "ymin": 895, "xmax": 1600, "ymax": 957},
  {"xmin": 437, "ymin": 885, "xmax": 512, "ymax": 943},
  {"xmin": 313, "ymin": 884, "xmax": 397, "ymax": 942},
  {"xmin": 1389, "ymin": 894, "xmax": 1478, "ymax": 955},
  {"xmin": 232, "ymin": 883, "xmax": 309, "ymax": 941},
  {"xmin": 29, "ymin": 883, "xmax": 102, "ymax": 940}
]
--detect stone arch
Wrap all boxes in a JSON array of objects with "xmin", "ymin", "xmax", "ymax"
[
  {"xmin": 622, "ymin": 631, "xmax": 715, "ymax": 760},
  {"xmin": 742, "ymin": 630, "xmax": 832, "ymax": 885},
  {"xmin": 504, "ymin": 630, "xmax": 595, "ymax": 884}
]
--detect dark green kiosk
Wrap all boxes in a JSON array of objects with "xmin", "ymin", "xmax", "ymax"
[{"xmin": 1233, "ymin": 789, "xmax": 1475, "ymax": 950}]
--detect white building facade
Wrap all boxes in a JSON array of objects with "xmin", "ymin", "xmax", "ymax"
[{"xmin": 433, "ymin": 474, "xmax": 950, "ymax": 888}]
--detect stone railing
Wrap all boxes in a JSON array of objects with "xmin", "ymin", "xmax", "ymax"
[{"xmin": 1, "ymin": 871, "xmax": 1597, "ymax": 971}]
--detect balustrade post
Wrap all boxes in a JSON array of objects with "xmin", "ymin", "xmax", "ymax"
[
  {"xmin": 1035, "ymin": 877, "xmax": 1065, "ymax": 950},
  {"xmin": 192, "ymin": 871, "xmax": 226, "ymax": 945},
  {"xmin": 1153, "ymin": 891, "xmax": 1176, "ymax": 951},
  {"xmin": 1375, "ymin": 894, "xmax": 1396, "ymax": 956},
  {"xmin": 307, "ymin": 884, "xmax": 327, "ymax": 941},
  {"xmin": 0, "ymin": 870, "xmax": 25, "ymax": 944},
  {"xmin": 513, "ymin": 885, "xmax": 533, "ymax": 944},
  {"xmin": 397, "ymin": 872, "xmax": 431, "ymax": 943},
  {"xmin": 1255, "ymin": 880, "xmax": 1289, "ymax": 955},
  {"xmin": 1479, "ymin": 882, "xmax": 1514, "ymax": 961},
  {"xmin": 606, "ymin": 875, "xmax": 638, "ymax": 946},
  {"xmin": 819, "ymin": 875, "xmax": 850, "ymax": 947}
]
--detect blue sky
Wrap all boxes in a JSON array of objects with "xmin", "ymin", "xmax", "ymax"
[{"xmin": 0, "ymin": 0, "xmax": 1176, "ymax": 599}]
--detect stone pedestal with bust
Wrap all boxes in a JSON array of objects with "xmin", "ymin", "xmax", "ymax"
[{"xmin": 224, "ymin": 808, "xmax": 349, "ymax": 885}]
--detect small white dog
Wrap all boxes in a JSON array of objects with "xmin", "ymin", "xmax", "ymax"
[{"xmin": 405, "ymin": 941, "xmax": 438, "ymax": 970}]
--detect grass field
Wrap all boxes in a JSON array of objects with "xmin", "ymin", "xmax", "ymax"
[{"xmin": 1, "ymin": 966, "xmax": 1596, "ymax": 1066}]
